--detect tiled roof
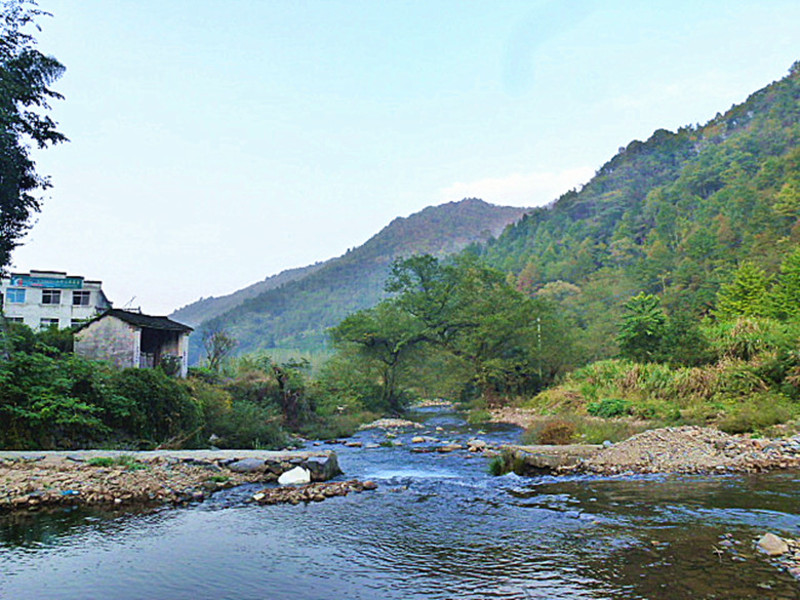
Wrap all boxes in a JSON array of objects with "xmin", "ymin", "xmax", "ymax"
[{"xmin": 96, "ymin": 309, "xmax": 193, "ymax": 332}]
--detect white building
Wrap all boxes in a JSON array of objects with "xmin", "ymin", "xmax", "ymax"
[{"xmin": 0, "ymin": 270, "xmax": 112, "ymax": 329}]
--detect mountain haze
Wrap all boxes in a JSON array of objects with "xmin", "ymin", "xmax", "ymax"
[{"xmin": 186, "ymin": 198, "xmax": 528, "ymax": 359}]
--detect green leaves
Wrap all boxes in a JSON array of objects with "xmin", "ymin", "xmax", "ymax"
[
  {"xmin": 617, "ymin": 293, "xmax": 667, "ymax": 363},
  {"xmin": 0, "ymin": 0, "xmax": 66, "ymax": 270},
  {"xmin": 715, "ymin": 262, "xmax": 772, "ymax": 320}
]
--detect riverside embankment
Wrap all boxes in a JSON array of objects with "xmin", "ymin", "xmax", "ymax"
[
  {"xmin": 0, "ymin": 449, "xmax": 341, "ymax": 511},
  {"xmin": 500, "ymin": 426, "xmax": 800, "ymax": 476}
]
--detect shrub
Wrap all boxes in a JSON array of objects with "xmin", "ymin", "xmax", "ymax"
[
  {"xmin": 213, "ymin": 400, "xmax": 286, "ymax": 449},
  {"xmin": 587, "ymin": 397, "xmax": 632, "ymax": 418},
  {"xmin": 531, "ymin": 419, "xmax": 577, "ymax": 445},
  {"xmin": 110, "ymin": 369, "xmax": 203, "ymax": 443}
]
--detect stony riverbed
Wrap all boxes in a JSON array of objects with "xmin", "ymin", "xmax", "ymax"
[{"xmin": 0, "ymin": 451, "xmax": 340, "ymax": 511}]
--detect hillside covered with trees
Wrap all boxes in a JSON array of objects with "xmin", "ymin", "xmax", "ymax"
[
  {"xmin": 317, "ymin": 61, "xmax": 800, "ymax": 438},
  {"xmin": 187, "ymin": 199, "xmax": 528, "ymax": 360},
  {"xmin": 471, "ymin": 61, "xmax": 800, "ymax": 365}
]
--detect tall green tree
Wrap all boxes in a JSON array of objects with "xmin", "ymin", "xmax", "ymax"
[
  {"xmin": 330, "ymin": 301, "xmax": 425, "ymax": 413},
  {"xmin": 715, "ymin": 262, "xmax": 772, "ymax": 319},
  {"xmin": 772, "ymin": 247, "xmax": 800, "ymax": 320},
  {"xmin": 617, "ymin": 293, "xmax": 667, "ymax": 363},
  {"xmin": 0, "ymin": 0, "xmax": 67, "ymax": 271}
]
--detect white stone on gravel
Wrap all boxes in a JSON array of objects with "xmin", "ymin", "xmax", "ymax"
[{"xmin": 278, "ymin": 466, "xmax": 311, "ymax": 485}]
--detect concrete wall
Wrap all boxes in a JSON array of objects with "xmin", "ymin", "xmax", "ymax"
[{"xmin": 74, "ymin": 317, "xmax": 140, "ymax": 369}]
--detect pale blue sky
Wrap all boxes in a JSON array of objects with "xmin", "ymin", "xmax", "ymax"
[{"xmin": 13, "ymin": 0, "xmax": 800, "ymax": 313}]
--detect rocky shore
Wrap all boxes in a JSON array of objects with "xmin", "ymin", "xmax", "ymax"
[
  {"xmin": 502, "ymin": 426, "xmax": 800, "ymax": 476},
  {"xmin": 251, "ymin": 479, "xmax": 378, "ymax": 505},
  {"xmin": 0, "ymin": 450, "xmax": 341, "ymax": 512}
]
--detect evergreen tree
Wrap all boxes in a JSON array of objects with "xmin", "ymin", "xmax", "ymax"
[
  {"xmin": 715, "ymin": 262, "xmax": 772, "ymax": 319},
  {"xmin": 617, "ymin": 293, "xmax": 667, "ymax": 363},
  {"xmin": 771, "ymin": 247, "xmax": 800, "ymax": 319}
]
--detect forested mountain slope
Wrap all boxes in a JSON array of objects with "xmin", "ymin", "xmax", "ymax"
[
  {"xmin": 171, "ymin": 263, "xmax": 324, "ymax": 328},
  {"xmin": 473, "ymin": 62, "xmax": 800, "ymax": 361},
  {"xmin": 191, "ymin": 199, "xmax": 528, "ymax": 359}
]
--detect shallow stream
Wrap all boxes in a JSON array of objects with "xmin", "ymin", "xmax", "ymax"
[{"xmin": 1, "ymin": 407, "xmax": 799, "ymax": 599}]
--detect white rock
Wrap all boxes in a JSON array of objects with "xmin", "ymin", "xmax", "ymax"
[
  {"xmin": 757, "ymin": 533, "xmax": 789, "ymax": 556},
  {"xmin": 278, "ymin": 466, "xmax": 311, "ymax": 485}
]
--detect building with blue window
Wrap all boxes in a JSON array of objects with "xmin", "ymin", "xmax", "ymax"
[{"xmin": 0, "ymin": 270, "xmax": 112, "ymax": 329}]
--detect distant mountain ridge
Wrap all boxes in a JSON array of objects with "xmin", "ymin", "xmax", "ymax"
[
  {"xmin": 179, "ymin": 198, "xmax": 529, "ymax": 360},
  {"xmin": 171, "ymin": 263, "xmax": 324, "ymax": 328}
]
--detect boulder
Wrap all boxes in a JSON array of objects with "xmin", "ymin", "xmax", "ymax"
[
  {"xmin": 757, "ymin": 533, "xmax": 789, "ymax": 556},
  {"xmin": 301, "ymin": 454, "xmax": 342, "ymax": 482},
  {"xmin": 227, "ymin": 458, "xmax": 267, "ymax": 473},
  {"xmin": 467, "ymin": 439, "xmax": 487, "ymax": 452},
  {"xmin": 278, "ymin": 466, "xmax": 311, "ymax": 485}
]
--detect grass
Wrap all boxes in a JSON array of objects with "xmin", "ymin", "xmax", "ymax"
[
  {"xmin": 525, "ymin": 349, "xmax": 800, "ymax": 434},
  {"xmin": 466, "ymin": 409, "xmax": 492, "ymax": 425},
  {"xmin": 520, "ymin": 415, "xmax": 653, "ymax": 445},
  {"xmin": 87, "ymin": 455, "xmax": 149, "ymax": 471}
]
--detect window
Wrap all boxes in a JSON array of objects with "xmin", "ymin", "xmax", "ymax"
[
  {"xmin": 7, "ymin": 317, "xmax": 23, "ymax": 323},
  {"xmin": 40, "ymin": 318, "xmax": 60, "ymax": 329},
  {"xmin": 6, "ymin": 288, "xmax": 25, "ymax": 303},
  {"xmin": 41, "ymin": 290, "xmax": 61, "ymax": 305},
  {"xmin": 70, "ymin": 319, "xmax": 84, "ymax": 327},
  {"xmin": 72, "ymin": 290, "xmax": 91, "ymax": 306}
]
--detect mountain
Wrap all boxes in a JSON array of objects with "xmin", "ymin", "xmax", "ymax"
[
  {"xmin": 186, "ymin": 198, "xmax": 528, "ymax": 360},
  {"xmin": 171, "ymin": 263, "xmax": 325, "ymax": 328},
  {"xmin": 471, "ymin": 61, "xmax": 800, "ymax": 360}
]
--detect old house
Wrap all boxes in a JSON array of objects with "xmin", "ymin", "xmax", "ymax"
[{"xmin": 74, "ymin": 309, "xmax": 193, "ymax": 377}]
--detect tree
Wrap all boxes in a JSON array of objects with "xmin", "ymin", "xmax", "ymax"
[
  {"xmin": 715, "ymin": 262, "xmax": 771, "ymax": 319},
  {"xmin": 330, "ymin": 301, "xmax": 425, "ymax": 413},
  {"xmin": 0, "ymin": 0, "xmax": 67, "ymax": 271},
  {"xmin": 203, "ymin": 328, "xmax": 237, "ymax": 372},
  {"xmin": 772, "ymin": 247, "xmax": 800, "ymax": 320},
  {"xmin": 617, "ymin": 293, "xmax": 667, "ymax": 363}
]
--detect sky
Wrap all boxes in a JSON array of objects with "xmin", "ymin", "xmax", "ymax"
[{"xmin": 10, "ymin": 0, "xmax": 800, "ymax": 314}]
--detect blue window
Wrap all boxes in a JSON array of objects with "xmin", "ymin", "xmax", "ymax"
[{"xmin": 6, "ymin": 288, "xmax": 25, "ymax": 303}]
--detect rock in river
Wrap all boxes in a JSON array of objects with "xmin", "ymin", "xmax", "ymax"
[
  {"xmin": 278, "ymin": 466, "xmax": 311, "ymax": 485},
  {"xmin": 757, "ymin": 533, "xmax": 789, "ymax": 556},
  {"xmin": 227, "ymin": 458, "xmax": 267, "ymax": 473}
]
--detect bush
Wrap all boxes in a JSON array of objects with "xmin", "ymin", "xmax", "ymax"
[
  {"xmin": 110, "ymin": 369, "xmax": 203, "ymax": 443},
  {"xmin": 717, "ymin": 393, "xmax": 798, "ymax": 434},
  {"xmin": 587, "ymin": 397, "xmax": 632, "ymax": 418},
  {"xmin": 532, "ymin": 419, "xmax": 577, "ymax": 445},
  {"xmin": 212, "ymin": 400, "xmax": 286, "ymax": 449}
]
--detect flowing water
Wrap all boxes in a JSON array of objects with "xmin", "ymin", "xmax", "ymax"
[{"xmin": 1, "ymin": 407, "xmax": 799, "ymax": 599}]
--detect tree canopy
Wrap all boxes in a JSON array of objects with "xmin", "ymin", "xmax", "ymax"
[{"xmin": 0, "ymin": 0, "xmax": 66, "ymax": 271}]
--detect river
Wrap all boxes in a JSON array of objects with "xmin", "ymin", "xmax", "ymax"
[{"xmin": 1, "ymin": 406, "xmax": 799, "ymax": 599}]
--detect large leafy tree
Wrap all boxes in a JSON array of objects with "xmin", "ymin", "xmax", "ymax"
[
  {"xmin": 0, "ymin": 0, "xmax": 66, "ymax": 271},
  {"xmin": 383, "ymin": 255, "xmax": 567, "ymax": 403},
  {"xmin": 330, "ymin": 301, "xmax": 425, "ymax": 413},
  {"xmin": 715, "ymin": 262, "xmax": 772, "ymax": 320},
  {"xmin": 617, "ymin": 292, "xmax": 667, "ymax": 363}
]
